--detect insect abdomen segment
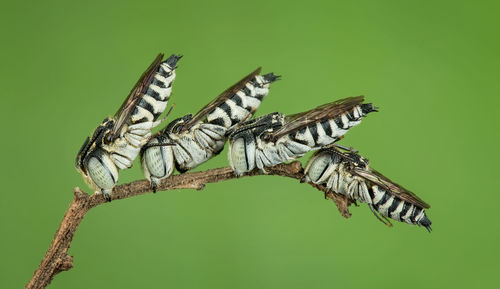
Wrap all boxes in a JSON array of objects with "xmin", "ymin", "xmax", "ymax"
[
  {"xmin": 131, "ymin": 55, "xmax": 181, "ymax": 125},
  {"xmin": 303, "ymin": 149, "xmax": 432, "ymax": 231},
  {"xmin": 140, "ymin": 69, "xmax": 278, "ymax": 189},
  {"xmin": 109, "ymin": 55, "xmax": 181, "ymax": 170},
  {"xmin": 370, "ymin": 186, "xmax": 432, "ymax": 230},
  {"xmin": 207, "ymin": 73, "xmax": 279, "ymax": 128},
  {"xmin": 289, "ymin": 103, "xmax": 376, "ymax": 148}
]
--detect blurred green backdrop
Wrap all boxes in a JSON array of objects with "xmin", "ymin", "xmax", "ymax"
[{"xmin": 1, "ymin": 0, "xmax": 499, "ymax": 288}]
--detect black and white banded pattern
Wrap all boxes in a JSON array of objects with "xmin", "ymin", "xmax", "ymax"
[
  {"xmin": 286, "ymin": 103, "xmax": 374, "ymax": 149},
  {"xmin": 370, "ymin": 186, "xmax": 430, "ymax": 229},
  {"xmin": 104, "ymin": 54, "xmax": 181, "ymax": 170},
  {"xmin": 303, "ymin": 148, "xmax": 432, "ymax": 231},
  {"xmin": 76, "ymin": 53, "xmax": 181, "ymax": 198},
  {"xmin": 141, "ymin": 70, "xmax": 279, "ymax": 190},
  {"xmin": 206, "ymin": 73, "xmax": 278, "ymax": 128},
  {"xmin": 227, "ymin": 97, "xmax": 376, "ymax": 176}
]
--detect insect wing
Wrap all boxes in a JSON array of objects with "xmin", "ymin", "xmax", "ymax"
[
  {"xmin": 268, "ymin": 96, "xmax": 364, "ymax": 142},
  {"xmin": 353, "ymin": 167, "xmax": 431, "ymax": 209},
  {"xmin": 180, "ymin": 67, "xmax": 262, "ymax": 132},
  {"xmin": 111, "ymin": 53, "xmax": 165, "ymax": 139}
]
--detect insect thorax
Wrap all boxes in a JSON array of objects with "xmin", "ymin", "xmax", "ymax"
[{"xmin": 230, "ymin": 112, "xmax": 284, "ymax": 140}]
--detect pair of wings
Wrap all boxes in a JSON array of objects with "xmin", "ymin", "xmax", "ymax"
[
  {"xmin": 354, "ymin": 168, "xmax": 430, "ymax": 209},
  {"xmin": 266, "ymin": 96, "xmax": 365, "ymax": 142},
  {"xmin": 327, "ymin": 146, "xmax": 431, "ymax": 209},
  {"xmin": 111, "ymin": 53, "xmax": 166, "ymax": 141},
  {"xmin": 112, "ymin": 55, "xmax": 363, "ymax": 147},
  {"xmin": 111, "ymin": 54, "xmax": 263, "ymax": 140},
  {"xmin": 179, "ymin": 67, "xmax": 262, "ymax": 133}
]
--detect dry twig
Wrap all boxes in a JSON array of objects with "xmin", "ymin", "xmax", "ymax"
[{"xmin": 25, "ymin": 161, "xmax": 353, "ymax": 289}]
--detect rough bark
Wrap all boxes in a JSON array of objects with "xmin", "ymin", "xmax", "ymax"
[{"xmin": 25, "ymin": 162, "xmax": 352, "ymax": 289}]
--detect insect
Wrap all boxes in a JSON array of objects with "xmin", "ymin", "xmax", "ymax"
[
  {"xmin": 141, "ymin": 67, "xmax": 279, "ymax": 191},
  {"xmin": 76, "ymin": 53, "xmax": 181, "ymax": 199},
  {"xmin": 227, "ymin": 96, "xmax": 377, "ymax": 176},
  {"xmin": 303, "ymin": 145, "xmax": 432, "ymax": 231}
]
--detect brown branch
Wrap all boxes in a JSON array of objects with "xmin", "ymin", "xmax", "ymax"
[{"xmin": 25, "ymin": 161, "xmax": 353, "ymax": 289}]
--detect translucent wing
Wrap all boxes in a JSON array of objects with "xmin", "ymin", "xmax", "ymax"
[
  {"xmin": 110, "ymin": 53, "xmax": 164, "ymax": 140},
  {"xmin": 267, "ymin": 96, "xmax": 364, "ymax": 142},
  {"xmin": 353, "ymin": 167, "xmax": 431, "ymax": 209},
  {"xmin": 180, "ymin": 67, "xmax": 262, "ymax": 132}
]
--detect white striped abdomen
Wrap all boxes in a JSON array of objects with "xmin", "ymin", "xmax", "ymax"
[
  {"xmin": 245, "ymin": 103, "xmax": 376, "ymax": 173},
  {"xmin": 370, "ymin": 186, "xmax": 431, "ymax": 228},
  {"xmin": 207, "ymin": 73, "xmax": 277, "ymax": 128},
  {"xmin": 243, "ymin": 103, "xmax": 373, "ymax": 174},
  {"xmin": 289, "ymin": 104, "xmax": 373, "ymax": 149},
  {"xmin": 304, "ymin": 150, "xmax": 432, "ymax": 230},
  {"xmin": 107, "ymin": 55, "xmax": 180, "ymax": 170}
]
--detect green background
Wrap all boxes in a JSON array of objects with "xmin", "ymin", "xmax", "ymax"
[{"xmin": 1, "ymin": 0, "xmax": 499, "ymax": 288}]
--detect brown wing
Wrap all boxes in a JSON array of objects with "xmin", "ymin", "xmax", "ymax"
[
  {"xmin": 180, "ymin": 67, "xmax": 262, "ymax": 132},
  {"xmin": 268, "ymin": 96, "xmax": 364, "ymax": 142},
  {"xmin": 111, "ymin": 53, "xmax": 164, "ymax": 139},
  {"xmin": 353, "ymin": 167, "xmax": 431, "ymax": 209}
]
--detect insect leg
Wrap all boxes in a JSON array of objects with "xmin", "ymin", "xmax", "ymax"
[
  {"xmin": 194, "ymin": 129, "xmax": 215, "ymax": 149},
  {"xmin": 368, "ymin": 204, "xmax": 393, "ymax": 227},
  {"xmin": 332, "ymin": 144, "xmax": 359, "ymax": 153},
  {"xmin": 124, "ymin": 133, "xmax": 146, "ymax": 147},
  {"xmin": 200, "ymin": 124, "xmax": 226, "ymax": 139},
  {"xmin": 255, "ymin": 150, "xmax": 268, "ymax": 174},
  {"xmin": 112, "ymin": 154, "xmax": 133, "ymax": 170},
  {"xmin": 262, "ymin": 145, "xmax": 282, "ymax": 167},
  {"xmin": 284, "ymin": 140, "xmax": 311, "ymax": 156},
  {"xmin": 151, "ymin": 104, "xmax": 176, "ymax": 128},
  {"xmin": 142, "ymin": 142, "xmax": 177, "ymax": 149}
]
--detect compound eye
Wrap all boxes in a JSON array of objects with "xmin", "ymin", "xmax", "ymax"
[
  {"xmin": 104, "ymin": 132, "xmax": 113, "ymax": 144},
  {"xmin": 143, "ymin": 138, "xmax": 174, "ymax": 178},
  {"xmin": 174, "ymin": 123, "xmax": 184, "ymax": 134},
  {"xmin": 87, "ymin": 155, "xmax": 118, "ymax": 190},
  {"xmin": 230, "ymin": 138, "xmax": 248, "ymax": 173},
  {"xmin": 359, "ymin": 158, "xmax": 368, "ymax": 168},
  {"xmin": 305, "ymin": 152, "xmax": 331, "ymax": 183},
  {"xmin": 262, "ymin": 133, "xmax": 272, "ymax": 142}
]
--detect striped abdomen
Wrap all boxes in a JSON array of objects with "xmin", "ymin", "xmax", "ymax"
[
  {"xmin": 289, "ymin": 103, "xmax": 375, "ymax": 148},
  {"xmin": 207, "ymin": 73, "xmax": 279, "ymax": 129},
  {"xmin": 228, "ymin": 102, "xmax": 377, "ymax": 176},
  {"xmin": 170, "ymin": 73, "xmax": 279, "ymax": 171},
  {"xmin": 109, "ymin": 55, "xmax": 181, "ymax": 170},
  {"xmin": 251, "ymin": 103, "xmax": 376, "ymax": 170},
  {"xmin": 304, "ymin": 150, "xmax": 431, "ymax": 231},
  {"xmin": 369, "ymin": 186, "xmax": 432, "ymax": 230},
  {"xmin": 130, "ymin": 55, "xmax": 181, "ymax": 125}
]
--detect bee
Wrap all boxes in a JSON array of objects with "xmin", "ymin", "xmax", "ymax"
[
  {"xmin": 227, "ymin": 96, "xmax": 376, "ymax": 176},
  {"xmin": 303, "ymin": 145, "xmax": 432, "ymax": 231},
  {"xmin": 76, "ymin": 53, "xmax": 181, "ymax": 199},
  {"xmin": 141, "ymin": 67, "xmax": 279, "ymax": 191}
]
